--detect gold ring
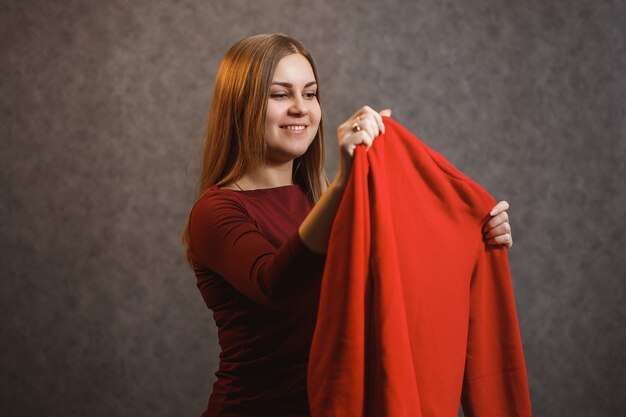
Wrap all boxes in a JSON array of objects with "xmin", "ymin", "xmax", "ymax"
[{"xmin": 351, "ymin": 122, "xmax": 361, "ymax": 133}]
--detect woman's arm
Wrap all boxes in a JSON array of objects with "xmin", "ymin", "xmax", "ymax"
[
  {"xmin": 189, "ymin": 190, "xmax": 325, "ymax": 309},
  {"xmin": 297, "ymin": 178, "xmax": 348, "ymax": 254},
  {"xmin": 298, "ymin": 106, "xmax": 390, "ymax": 253}
]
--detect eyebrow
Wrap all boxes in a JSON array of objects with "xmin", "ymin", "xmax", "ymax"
[{"xmin": 271, "ymin": 81, "xmax": 317, "ymax": 88}]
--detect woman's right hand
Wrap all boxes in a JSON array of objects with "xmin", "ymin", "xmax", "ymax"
[{"xmin": 335, "ymin": 106, "xmax": 392, "ymax": 187}]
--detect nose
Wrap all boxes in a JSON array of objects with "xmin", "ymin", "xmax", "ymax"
[{"xmin": 288, "ymin": 95, "xmax": 309, "ymax": 116}]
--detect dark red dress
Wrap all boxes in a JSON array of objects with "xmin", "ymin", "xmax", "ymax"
[{"xmin": 188, "ymin": 185, "xmax": 325, "ymax": 417}]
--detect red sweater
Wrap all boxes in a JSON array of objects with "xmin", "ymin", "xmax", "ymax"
[
  {"xmin": 308, "ymin": 116, "xmax": 532, "ymax": 417},
  {"xmin": 188, "ymin": 185, "xmax": 325, "ymax": 417}
]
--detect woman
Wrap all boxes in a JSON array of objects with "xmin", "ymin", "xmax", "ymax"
[{"xmin": 184, "ymin": 34, "xmax": 513, "ymax": 417}]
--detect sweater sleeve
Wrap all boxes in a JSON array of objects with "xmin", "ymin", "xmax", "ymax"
[
  {"xmin": 188, "ymin": 190, "xmax": 325, "ymax": 310},
  {"xmin": 461, "ymin": 245, "xmax": 533, "ymax": 417}
]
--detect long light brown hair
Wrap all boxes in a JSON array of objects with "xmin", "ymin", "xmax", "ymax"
[{"xmin": 182, "ymin": 34, "xmax": 327, "ymax": 262}]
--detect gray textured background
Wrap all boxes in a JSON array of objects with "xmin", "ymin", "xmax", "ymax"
[{"xmin": 1, "ymin": 0, "xmax": 624, "ymax": 416}]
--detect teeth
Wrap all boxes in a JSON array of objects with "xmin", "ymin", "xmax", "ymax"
[{"xmin": 283, "ymin": 125, "xmax": 306, "ymax": 131}]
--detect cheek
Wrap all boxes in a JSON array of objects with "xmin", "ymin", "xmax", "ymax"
[
  {"xmin": 265, "ymin": 100, "xmax": 286, "ymax": 120},
  {"xmin": 264, "ymin": 110, "xmax": 283, "ymax": 139},
  {"xmin": 310, "ymin": 103, "xmax": 322, "ymax": 126},
  {"xmin": 265, "ymin": 108, "xmax": 280, "ymax": 128}
]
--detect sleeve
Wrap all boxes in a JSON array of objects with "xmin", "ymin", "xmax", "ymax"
[
  {"xmin": 188, "ymin": 191, "xmax": 325, "ymax": 310},
  {"xmin": 461, "ymin": 245, "xmax": 533, "ymax": 417}
]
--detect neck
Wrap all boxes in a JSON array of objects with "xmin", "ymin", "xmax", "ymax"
[{"xmin": 237, "ymin": 160, "xmax": 294, "ymax": 190}]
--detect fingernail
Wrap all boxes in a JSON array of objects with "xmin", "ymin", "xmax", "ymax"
[{"xmin": 490, "ymin": 208, "xmax": 498, "ymax": 216}]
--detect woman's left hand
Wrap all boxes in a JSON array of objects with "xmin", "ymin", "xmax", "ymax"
[{"xmin": 483, "ymin": 200, "xmax": 513, "ymax": 249}]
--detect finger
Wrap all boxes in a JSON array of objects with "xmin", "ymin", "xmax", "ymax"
[
  {"xmin": 482, "ymin": 211, "xmax": 509, "ymax": 232},
  {"xmin": 489, "ymin": 200, "xmax": 510, "ymax": 216},
  {"xmin": 343, "ymin": 131, "xmax": 373, "ymax": 156},
  {"xmin": 483, "ymin": 222, "xmax": 511, "ymax": 239},
  {"xmin": 354, "ymin": 129, "xmax": 373, "ymax": 149},
  {"xmin": 379, "ymin": 108, "xmax": 392, "ymax": 117},
  {"xmin": 486, "ymin": 234, "xmax": 513, "ymax": 248},
  {"xmin": 361, "ymin": 105, "xmax": 384, "ymax": 135},
  {"xmin": 355, "ymin": 117, "xmax": 378, "ymax": 140}
]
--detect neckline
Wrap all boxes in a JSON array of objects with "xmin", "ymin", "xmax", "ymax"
[{"xmin": 217, "ymin": 184, "xmax": 301, "ymax": 193}]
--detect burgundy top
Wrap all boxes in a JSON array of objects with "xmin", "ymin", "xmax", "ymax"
[{"xmin": 188, "ymin": 184, "xmax": 326, "ymax": 417}]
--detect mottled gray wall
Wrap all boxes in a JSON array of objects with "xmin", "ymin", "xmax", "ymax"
[{"xmin": 1, "ymin": 0, "xmax": 624, "ymax": 416}]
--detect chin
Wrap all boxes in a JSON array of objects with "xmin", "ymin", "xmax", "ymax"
[
  {"xmin": 266, "ymin": 140, "xmax": 315, "ymax": 163},
  {"xmin": 266, "ymin": 145, "xmax": 312, "ymax": 163}
]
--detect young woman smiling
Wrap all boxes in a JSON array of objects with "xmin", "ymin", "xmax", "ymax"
[{"xmin": 183, "ymin": 34, "xmax": 513, "ymax": 417}]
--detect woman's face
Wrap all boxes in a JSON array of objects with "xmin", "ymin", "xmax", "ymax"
[{"xmin": 264, "ymin": 53, "xmax": 321, "ymax": 165}]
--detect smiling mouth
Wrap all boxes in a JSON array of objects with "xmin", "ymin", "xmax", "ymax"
[{"xmin": 281, "ymin": 125, "xmax": 308, "ymax": 132}]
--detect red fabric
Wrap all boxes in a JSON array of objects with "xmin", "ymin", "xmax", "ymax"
[
  {"xmin": 308, "ymin": 116, "xmax": 532, "ymax": 417},
  {"xmin": 189, "ymin": 185, "xmax": 325, "ymax": 417}
]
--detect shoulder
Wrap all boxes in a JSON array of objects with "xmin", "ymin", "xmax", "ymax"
[
  {"xmin": 189, "ymin": 187, "xmax": 252, "ymax": 229},
  {"xmin": 194, "ymin": 187, "xmax": 246, "ymax": 210}
]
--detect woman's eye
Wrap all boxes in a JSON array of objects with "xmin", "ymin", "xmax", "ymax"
[
  {"xmin": 304, "ymin": 92, "xmax": 317, "ymax": 99},
  {"xmin": 270, "ymin": 93, "xmax": 288, "ymax": 99}
]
